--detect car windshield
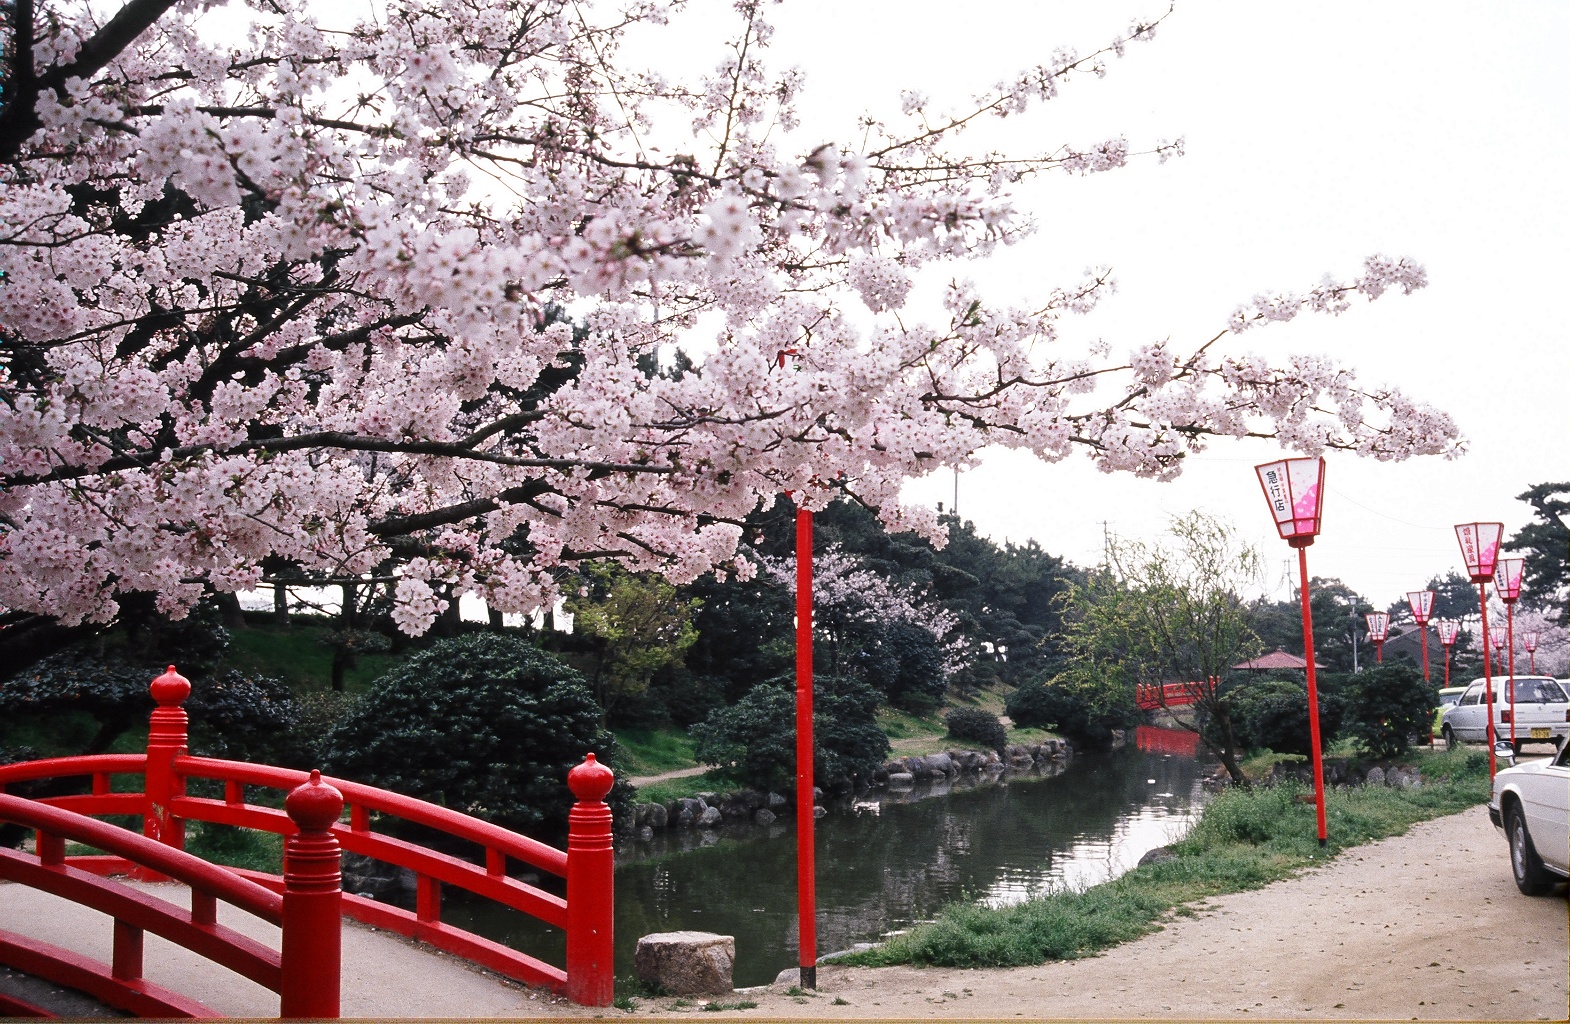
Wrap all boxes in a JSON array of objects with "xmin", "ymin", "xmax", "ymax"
[
  {"xmin": 1509, "ymin": 679, "xmax": 1568, "ymax": 703},
  {"xmin": 1439, "ymin": 693, "xmax": 1463, "ymax": 706}
]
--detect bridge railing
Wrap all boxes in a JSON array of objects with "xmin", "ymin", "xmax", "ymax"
[
  {"xmin": 0, "ymin": 664, "xmax": 616, "ymax": 1010},
  {"xmin": 0, "ymin": 771, "xmax": 342, "ymax": 1018}
]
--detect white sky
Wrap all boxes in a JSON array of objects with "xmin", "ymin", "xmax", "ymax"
[{"xmin": 716, "ymin": 0, "xmax": 1568, "ymax": 605}]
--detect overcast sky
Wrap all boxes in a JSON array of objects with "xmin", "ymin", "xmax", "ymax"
[{"xmin": 718, "ymin": 0, "xmax": 1567, "ymax": 606}]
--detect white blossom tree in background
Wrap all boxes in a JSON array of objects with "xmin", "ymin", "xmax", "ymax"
[
  {"xmin": 762, "ymin": 544, "xmax": 968, "ymax": 679},
  {"xmin": 0, "ymin": 0, "xmax": 1462, "ymax": 662}
]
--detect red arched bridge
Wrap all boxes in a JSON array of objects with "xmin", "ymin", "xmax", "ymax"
[
  {"xmin": 0, "ymin": 666, "xmax": 615, "ymax": 1018},
  {"xmin": 1134, "ymin": 679, "xmax": 1213, "ymax": 711}
]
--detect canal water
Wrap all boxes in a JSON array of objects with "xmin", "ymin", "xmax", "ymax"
[{"xmin": 440, "ymin": 726, "xmax": 1208, "ymax": 987}]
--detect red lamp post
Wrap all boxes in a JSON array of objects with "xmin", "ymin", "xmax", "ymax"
[
  {"xmin": 1436, "ymin": 618, "xmax": 1460, "ymax": 687},
  {"xmin": 1365, "ymin": 612, "xmax": 1390, "ymax": 665},
  {"xmin": 1255, "ymin": 456, "xmax": 1329, "ymax": 846},
  {"xmin": 1455, "ymin": 522, "xmax": 1504, "ymax": 777},
  {"xmin": 1494, "ymin": 556, "xmax": 1525, "ymax": 751},
  {"xmin": 794, "ymin": 506, "xmax": 817, "ymax": 990},
  {"xmin": 1524, "ymin": 631, "xmax": 1539, "ymax": 674},
  {"xmin": 1406, "ymin": 590, "xmax": 1436, "ymax": 683}
]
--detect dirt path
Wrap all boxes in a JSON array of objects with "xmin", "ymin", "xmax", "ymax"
[
  {"xmin": 627, "ymin": 807, "xmax": 1569, "ymax": 1020},
  {"xmin": 627, "ymin": 764, "xmax": 711, "ymax": 787}
]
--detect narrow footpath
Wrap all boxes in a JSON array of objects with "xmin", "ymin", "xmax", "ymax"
[{"xmin": 0, "ymin": 806, "xmax": 1564, "ymax": 1018}]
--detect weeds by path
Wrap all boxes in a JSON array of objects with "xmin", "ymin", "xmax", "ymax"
[{"xmin": 841, "ymin": 748, "xmax": 1491, "ymax": 969}]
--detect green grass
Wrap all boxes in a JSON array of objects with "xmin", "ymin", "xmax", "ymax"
[
  {"xmin": 632, "ymin": 770, "xmax": 733, "ymax": 803},
  {"xmin": 701, "ymin": 1000, "xmax": 758, "ymax": 1011},
  {"xmin": 226, "ymin": 621, "xmax": 399, "ymax": 693},
  {"xmin": 185, "ymin": 820, "xmax": 285, "ymax": 873},
  {"xmin": 614, "ymin": 728, "xmax": 699, "ymax": 776},
  {"xmin": 840, "ymin": 748, "xmax": 1491, "ymax": 969}
]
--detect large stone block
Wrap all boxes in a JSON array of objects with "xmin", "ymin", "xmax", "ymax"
[{"xmin": 634, "ymin": 931, "xmax": 735, "ymax": 995}]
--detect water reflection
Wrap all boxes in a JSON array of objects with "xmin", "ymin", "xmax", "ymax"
[{"xmin": 437, "ymin": 735, "xmax": 1207, "ymax": 987}]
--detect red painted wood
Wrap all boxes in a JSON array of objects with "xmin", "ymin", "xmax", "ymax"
[
  {"xmin": 794, "ymin": 507, "xmax": 817, "ymax": 985},
  {"xmin": 565, "ymin": 754, "xmax": 615, "ymax": 1007},
  {"xmin": 172, "ymin": 796, "xmax": 570, "ymax": 927},
  {"xmin": 279, "ymin": 771, "xmax": 343, "ymax": 1019},
  {"xmin": 416, "ymin": 874, "xmax": 441, "ymax": 924},
  {"xmin": 0, "ymin": 930, "xmax": 217, "ymax": 1018},
  {"xmin": 144, "ymin": 666, "xmax": 191, "ymax": 854},
  {"xmin": 0, "ymin": 990, "xmax": 54, "ymax": 1017},
  {"xmin": 111, "ymin": 919, "xmax": 143, "ymax": 981},
  {"xmin": 174, "ymin": 757, "xmax": 569, "ymax": 876},
  {"xmin": 0, "ymin": 850, "xmax": 283, "ymax": 990},
  {"xmin": 0, "ymin": 755, "xmax": 147, "ymax": 788}
]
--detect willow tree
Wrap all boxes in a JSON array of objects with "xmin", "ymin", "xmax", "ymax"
[{"xmin": 1058, "ymin": 512, "xmax": 1265, "ymax": 785}]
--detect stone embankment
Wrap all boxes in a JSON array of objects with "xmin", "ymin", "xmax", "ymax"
[{"xmin": 627, "ymin": 740, "xmax": 1070, "ymax": 840}]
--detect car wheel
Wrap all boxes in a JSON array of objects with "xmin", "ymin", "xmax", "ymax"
[
  {"xmin": 1442, "ymin": 725, "xmax": 1458, "ymax": 751},
  {"xmin": 1506, "ymin": 803, "xmax": 1557, "ymax": 896},
  {"xmin": 1511, "ymin": 741, "xmax": 1524, "ymax": 757}
]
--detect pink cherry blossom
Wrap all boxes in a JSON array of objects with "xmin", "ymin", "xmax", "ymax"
[{"xmin": 0, "ymin": 0, "xmax": 1461, "ymax": 637}]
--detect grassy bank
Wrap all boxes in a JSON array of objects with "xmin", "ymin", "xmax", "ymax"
[{"xmin": 840, "ymin": 748, "xmax": 1491, "ymax": 969}]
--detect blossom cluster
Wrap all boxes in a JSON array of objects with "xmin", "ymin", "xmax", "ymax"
[{"xmin": 0, "ymin": 0, "xmax": 1461, "ymax": 636}]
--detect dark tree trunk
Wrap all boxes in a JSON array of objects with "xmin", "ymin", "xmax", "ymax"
[
  {"xmin": 488, "ymin": 605, "xmax": 505, "ymax": 629},
  {"xmin": 213, "ymin": 591, "xmax": 246, "ymax": 629},
  {"xmin": 341, "ymin": 581, "xmax": 358, "ymax": 630},
  {"xmin": 273, "ymin": 583, "xmax": 289, "ymax": 626}
]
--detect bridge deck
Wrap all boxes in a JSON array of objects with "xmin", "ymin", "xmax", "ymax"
[{"xmin": 0, "ymin": 879, "xmax": 568, "ymax": 1018}]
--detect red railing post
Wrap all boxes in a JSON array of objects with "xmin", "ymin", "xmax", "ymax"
[
  {"xmin": 565, "ymin": 753, "xmax": 614, "ymax": 1007},
  {"xmin": 144, "ymin": 666, "xmax": 190, "ymax": 853},
  {"xmin": 281, "ymin": 770, "xmax": 343, "ymax": 1020}
]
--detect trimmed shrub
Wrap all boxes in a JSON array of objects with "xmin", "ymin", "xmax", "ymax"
[
  {"xmin": 320, "ymin": 633, "xmax": 618, "ymax": 834},
  {"xmin": 1339, "ymin": 663, "xmax": 1438, "ymax": 758},
  {"xmin": 943, "ymin": 707, "xmax": 1007, "ymax": 753},
  {"xmin": 691, "ymin": 675, "xmax": 889, "ymax": 793}
]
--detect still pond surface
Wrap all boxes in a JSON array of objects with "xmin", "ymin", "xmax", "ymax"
[{"xmin": 443, "ymin": 726, "xmax": 1208, "ymax": 987}]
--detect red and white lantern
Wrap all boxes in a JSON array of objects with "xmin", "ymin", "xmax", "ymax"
[
  {"xmin": 1524, "ymin": 630, "xmax": 1539, "ymax": 673},
  {"xmin": 1454, "ymin": 521, "xmax": 1506, "ymax": 776},
  {"xmin": 1494, "ymin": 557, "xmax": 1524, "ymax": 604},
  {"xmin": 1406, "ymin": 589, "xmax": 1436, "ymax": 682},
  {"xmin": 1255, "ymin": 458, "xmax": 1327, "ymax": 547},
  {"xmin": 1454, "ymin": 522, "xmax": 1504, "ymax": 583},
  {"xmin": 1365, "ymin": 611, "xmax": 1390, "ymax": 664},
  {"xmin": 1435, "ymin": 617, "xmax": 1460, "ymax": 688},
  {"xmin": 1253, "ymin": 455, "xmax": 1329, "ymax": 845},
  {"xmin": 1406, "ymin": 590, "xmax": 1435, "ymax": 625}
]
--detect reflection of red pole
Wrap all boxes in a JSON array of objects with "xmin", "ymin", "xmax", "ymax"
[
  {"xmin": 1505, "ymin": 601, "xmax": 1517, "ymax": 749},
  {"xmin": 795, "ymin": 508, "xmax": 816, "ymax": 990},
  {"xmin": 1297, "ymin": 547, "xmax": 1328, "ymax": 846},
  {"xmin": 1479, "ymin": 584, "xmax": 1496, "ymax": 778}
]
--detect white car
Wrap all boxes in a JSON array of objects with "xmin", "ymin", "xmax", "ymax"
[
  {"xmin": 1489, "ymin": 738, "xmax": 1570, "ymax": 894},
  {"xmin": 1439, "ymin": 676, "xmax": 1570, "ymax": 753}
]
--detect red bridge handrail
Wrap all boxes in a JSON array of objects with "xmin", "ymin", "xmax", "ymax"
[
  {"xmin": 0, "ymin": 664, "xmax": 618, "ymax": 1011},
  {"xmin": 172, "ymin": 756, "xmax": 570, "ymax": 877},
  {"xmin": 0, "ymin": 792, "xmax": 317, "ymax": 1017}
]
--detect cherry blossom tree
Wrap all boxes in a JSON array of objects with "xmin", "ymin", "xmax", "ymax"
[{"xmin": 0, "ymin": 0, "xmax": 1462, "ymax": 660}]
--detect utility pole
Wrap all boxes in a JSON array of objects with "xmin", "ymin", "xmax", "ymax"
[{"xmin": 1350, "ymin": 601, "xmax": 1360, "ymax": 674}]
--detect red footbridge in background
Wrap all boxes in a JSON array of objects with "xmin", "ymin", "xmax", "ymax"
[
  {"xmin": 1134, "ymin": 679, "xmax": 1212, "ymax": 711},
  {"xmin": 0, "ymin": 666, "xmax": 616, "ymax": 1018}
]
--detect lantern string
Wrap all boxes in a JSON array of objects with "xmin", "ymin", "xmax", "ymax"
[{"xmin": 1326, "ymin": 486, "xmax": 1451, "ymax": 531}]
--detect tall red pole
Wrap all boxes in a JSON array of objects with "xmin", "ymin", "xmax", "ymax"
[
  {"xmin": 1297, "ymin": 547, "xmax": 1328, "ymax": 846},
  {"xmin": 281, "ymin": 770, "xmax": 344, "ymax": 1019},
  {"xmin": 1374, "ymin": 641, "xmax": 1383, "ymax": 665},
  {"xmin": 566, "ymin": 753, "xmax": 616, "ymax": 1007},
  {"xmin": 1479, "ymin": 585, "xmax": 1496, "ymax": 778},
  {"xmin": 1505, "ymin": 601, "xmax": 1517, "ymax": 749},
  {"xmin": 1443, "ymin": 643, "xmax": 1451, "ymax": 687},
  {"xmin": 795, "ymin": 507, "xmax": 816, "ymax": 990},
  {"xmin": 1419, "ymin": 623, "xmax": 1430, "ymax": 683}
]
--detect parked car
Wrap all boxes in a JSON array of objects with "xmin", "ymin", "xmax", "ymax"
[
  {"xmin": 1439, "ymin": 676, "xmax": 1570, "ymax": 753},
  {"xmin": 1431, "ymin": 686, "xmax": 1467, "ymax": 740},
  {"xmin": 1489, "ymin": 737, "xmax": 1570, "ymax": 894}
]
